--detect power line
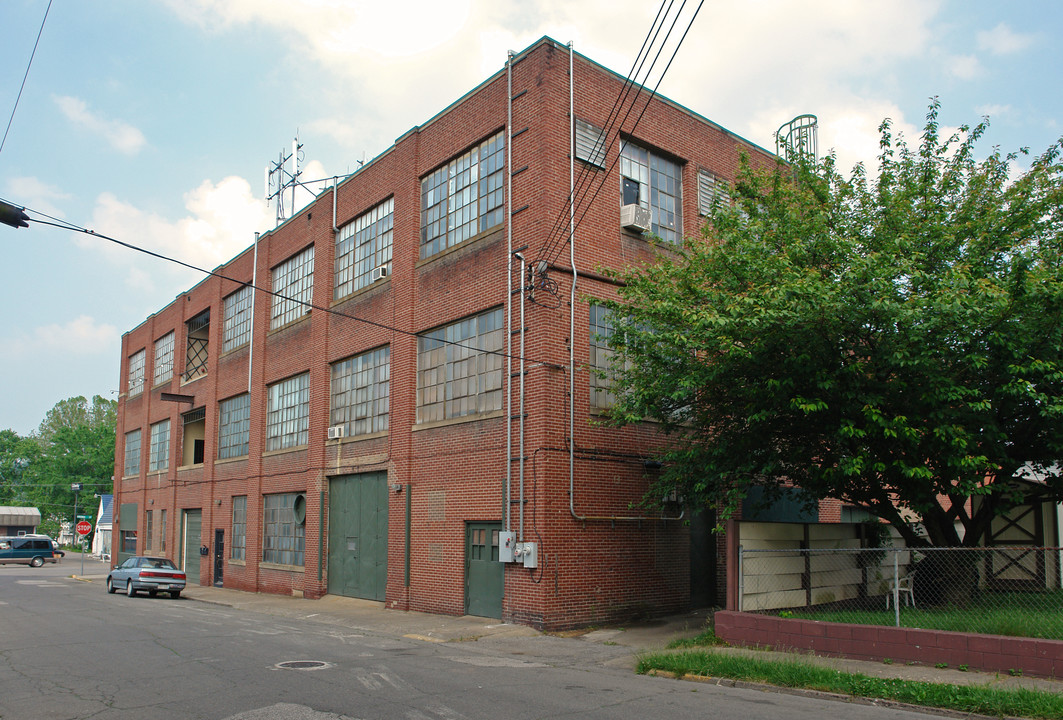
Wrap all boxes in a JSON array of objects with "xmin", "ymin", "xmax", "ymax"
[
  {"xmin": 16, "ymin": 207, "xmax": 565, "ymax": 370},
  {"xmin": 545, "ymin": 0, "xmax": 706, "ymax": 268},
  {"xmin": 0, "ymin": 0, "xmax": 53, "ymax": 157}
]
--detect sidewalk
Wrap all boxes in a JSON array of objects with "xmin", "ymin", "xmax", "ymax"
[{"xmin": 73, "ymin": 570, "xmax": 1063, "ymax": 696}]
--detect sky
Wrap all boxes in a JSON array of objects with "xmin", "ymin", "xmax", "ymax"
[{"xmin": 0, "ymin": 0, "xmax": 1060, "ymax": 436}]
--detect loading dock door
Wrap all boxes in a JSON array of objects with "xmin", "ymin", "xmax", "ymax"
[
  {"xmin": 328, "ymin": 472, "xmax": 388, "ymax": 600},
  {"xmin": 182, "ymin": 509, "xmax": 202, "ymax": 583}
]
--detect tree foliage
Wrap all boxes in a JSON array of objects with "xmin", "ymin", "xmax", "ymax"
[
  {"xmin": 0, "ymin": 396, "xmax": 116, "ymax": 538},
  {"xmin": 602, "ymin": 102, "xmax": 1063, "ymax": 547}
]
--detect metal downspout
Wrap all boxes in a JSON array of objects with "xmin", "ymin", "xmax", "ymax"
[
  {"xmin": 567, "ymin": 42, "xmax": 579, "ymax": 521},
  {"xmin": 505, "ymin": 51, "xmax": 514, "ymax": 533}
]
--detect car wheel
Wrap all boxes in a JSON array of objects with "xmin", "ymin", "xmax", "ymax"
[
  {"xmin": 170, "ymin": 591, "xmax": 181, "ymax": 599},
  {"xmin": 148, "ymin": 590, "xmax": 157, "ymax": 598},
  {"xmin": 126, "ymin": 580, "xmax": 136, "ymax": 597},
  {"xmin": 106, "ymin": 577, "xmax": 116, "ymax": 594},
  {"xmin": 30, "ymin": 556, "xmax": 44, "ymax": 568}
]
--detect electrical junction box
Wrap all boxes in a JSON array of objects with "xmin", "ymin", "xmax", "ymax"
[
  {"xmin": 520, "ymin": 542, "xmax": 538, "ymax": 569},
  {"xmin": 498, "ymin": 531, "xmax": 516, "ymax": 563}
]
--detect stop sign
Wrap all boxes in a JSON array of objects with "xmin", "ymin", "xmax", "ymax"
[{"xmin": 75, "ymin": 520, "xmax": 92, "ymax": 536}]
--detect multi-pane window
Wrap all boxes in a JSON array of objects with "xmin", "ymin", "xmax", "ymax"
[
  {"xmin": 263, "ymin": 493, "xmax": 304, "ymax": 566},
  {"xmin": 159, "ymin": 509, "xmax": 166, "ymax": 552},
  {"xmin": 148, "ymin": 419, "xmax": 170, "ymax": 472},
  {"xmin": 123, "ymin": 429, "xmax": 141, "ymax": 477},
  {"xmin": 331, "ymin": 347, "xmax": 390, "ymax": 436},
  {"xmin": 266, "ymin": 373, "xmax": 310, "ymax": 451},
  {"xmin": 153, "ymin": 331, "xmax": 175, "ymax": 385},
  {"xmin": 271, "ymin": 246, "xmax": 315, "ymax": 329},
  {"xmin": 231, "ymin": 496, "xmax": 246, "ymax": 561},
  {"xmin": 417, "ymin": 308, "xmax": 503, "ymax": 423},
  {"xmin": 590, "ymin": 303, "xmax": 622, "ymax": 409},
  {"xmin": 223, "ymin": 285, "xmax": 253, "ymax": 351},
  {"xmin": 184, "ymin": 309, "xmax": 210, "ymax": 381},
  {"xmin": 420, "ymin": 131, "xmax": 505, "ymax": 258},
  {"xmin": 128, "ymin": 349, "xmax": 146, "ymax": 397},
  {"xmin": 620, "ymin": 140, "xmax": 682, "ymax": 243},
  {"xmin": 121, "ymin": 530, "xmax": 136, "ymax": 554},
  {"xmin": 145, "ymin": 510, "xmax": 154, "ymax": 552},
  {"xmin": 218, "ymin": 394, "xmax": 251, "ymax": 459},
  {"xmin": 335, "ymin": 198, "xmax": 393, "ymax": 299}
]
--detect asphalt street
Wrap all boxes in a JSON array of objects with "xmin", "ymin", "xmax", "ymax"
[{"xmin": 0, "ymin": 558, "xmax": 1051, "ymax": 720}]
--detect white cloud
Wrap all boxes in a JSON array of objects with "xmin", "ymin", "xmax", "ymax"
[
  {"xmin": 1, "ymin": 315, "xmax": 119, "ymax": 359},
  {"xmin": 975, "ymin": 103, "xmax": 1012, "ymax": 120},
  {"xmin": 53, "ymin": 95, "xmax": 147, "ymax": 155},
  {"xmin": 77, "ymin": 176, "xmax": 271, "ymax": 297},
  {"xmin": 946, "ymin": 54, "xmax": 981, "ymax": 80},
  {"xmin": 977, "ymin": 23, "xmax": 1035, "ymax": 56},
  {"xmin": 3, "ymin": 176, "xmax": 70, "ymax": 219}
]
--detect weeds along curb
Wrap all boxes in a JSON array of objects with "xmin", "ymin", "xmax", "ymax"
[{"xmin": 642, "ymin": 670, "xmax": 1028, "ymax": 720}]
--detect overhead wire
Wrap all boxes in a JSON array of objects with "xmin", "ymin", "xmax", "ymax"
[
  {"xmin": 542, "ymin": 0, "xmax": 706, "ymax": 270},
  {"xmin": 533, "ymin": 0, "xmax": 678, "ymax": 265},
  {"xmin": 15, "ymin": 205, "xmax": 564, "ymax": 370},
  {"xmin": 0, "ymin": 0, "xmax": 52, "ymax": 158}
]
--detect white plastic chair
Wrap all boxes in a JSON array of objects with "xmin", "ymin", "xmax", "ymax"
[{"xmin": 886, "ymin": 571, "xmax": 915, "ymax": 609}]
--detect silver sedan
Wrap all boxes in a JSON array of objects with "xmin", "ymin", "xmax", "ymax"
[{"xmin": 106, "ymin": 556, "xmax": 187, "ymax": 598}]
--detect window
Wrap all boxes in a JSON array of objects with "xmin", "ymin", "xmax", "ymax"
[
  {"xmin": 590, "ymin": 303, "xmax": 623, "ymax": 409},
  {"xmin": 145, "ymin": 510, "xmax": 154, "ymax": 552},
  {"xmin": 698, "ymin": 169, "xmax": 729, "ymax": 216},
  {"xmin": 184, "ymin": 309, "xmax": 210, "ymax": 381},
  {"xmin": 153, "ymin": 332, "xmax": 175, "ymax": 385},
  {"xmin": 160, "ymin": 509, "xmax": 166, "ymax": 552},
  {"xmin": 181, "ymin": 407, "xmax": 206, "ymax": 466},
  {"xmin": 128, "ymin": 349, "xmax": 146, "ymax": 397},
  {"xmin": 266, "ymin": 373, "xmax": 310, "ymax": 450},
  {"xmin": 223, "ymin": 285, "xmax": 253, "ymax": 351},
  {"xmin": 231, "ymin": 496, "xmax": 246, "ymax": 561},
  {"xmin": 218, "ymin": 394, "xmax": 251, "ymax": 459},
  {"xmin": 575, "ymin": 118, "xmax": 607, "ymax": 168},
  {"xmin": 123, "ymin": 429, "xmax": 141, "ymax": 477},
  {"xmin": 417, "ymin": 308, "xmax": 503, "ymax": 423},
  {"xmin": 271, "ymin": 247, "xmax": 314, "ymax": 329},
  {"xmin": 148, "ymin": 419, "xmax": 170, "ymax": 472},
  {"xmin": 263, "ymin": 493, "xmax": 304, "ymax": 566},
  {"xmin": 619, "ymin": 140, "xmax": 682, "ymax": 243},
  {"xmin": 330, "ymin": 346, "xmax": 390, "ymax": 436},
  {"xmin": 121, "ymin": 530, "xmax": 136, "ymax": 554},
  {"xmin": 420, "ymin": 131, "xmax": 505, "ymax": 258},
  {"xmin": 335, "ymin": 198, "xmax": 393, "ymax": 299}
]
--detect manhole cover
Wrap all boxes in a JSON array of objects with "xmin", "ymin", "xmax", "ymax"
[{"xmin": 275, "ymin": 660, "xmax": 332, "ymax": 671}]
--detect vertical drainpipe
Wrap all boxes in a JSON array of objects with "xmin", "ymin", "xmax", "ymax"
[
  {"xmin": 505, "ymin": 51, "xmax": 514, "ymax": 534},
  {"xmin": 318, "ymin": 490, "xmax": 324, "ymax": 583},
  {"xmin": 404, "ymin": 484, "xmax": 411, "ymax": 587},
  {"xmin": 518, "ymin": 253, "xmax": 526, "ymax": 539},
  {"xmin": 248, "ymin": 232, "xmax": 259, "ymax": 394},
  {"xmin": 568, "ymin": 42, "xmax": 578, "ymax": 520}
]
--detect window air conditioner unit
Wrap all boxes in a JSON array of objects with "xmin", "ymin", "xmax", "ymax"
[
  {"xmin": 370, "ymin": 265, "xmax": 389, "ymax": 283},
  {"xmin": 326, "ymin": 425, "xmax": 345, "ymax": 440},
  {"xmin": 620, "ymin": 204, "xmax": 651, "ymax": 233}
]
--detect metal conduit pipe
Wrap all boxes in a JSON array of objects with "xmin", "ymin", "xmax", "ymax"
[{"xmin": 504, "ymin": 50, "xmax": 514, "ymax": 534}]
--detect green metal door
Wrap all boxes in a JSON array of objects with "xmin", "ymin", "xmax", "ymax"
[
  {"xmin": 328, "ymin": 473, "xmax": 388, "ymax": 600},
  {"xmin": 182, "ymin": 510, "xmax": 201, "ymax": 581},
  {"xmin": 465, "ymin": 522, "xmax": 503, "ymax": 618}
]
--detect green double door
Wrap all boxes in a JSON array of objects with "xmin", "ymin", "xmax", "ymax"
[
  {"xmin": 328, "ymin": 473, "xmax": 388, "ymax": 601},
  {"xmin": 465, "ymin": 522, "xmax": 503, "ymax": 618}
]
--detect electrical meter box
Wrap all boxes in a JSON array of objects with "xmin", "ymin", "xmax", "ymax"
[
  {"xmin": 498, "ymin": 531, "xmax": 516, "ymax": 563},
  {"xmin": 520, "ymin": 541, "xmax": 538, "ymax": 569}
]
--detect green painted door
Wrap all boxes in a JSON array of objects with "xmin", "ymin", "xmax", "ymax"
[
  {"xmin": 182, "ymin": 510, "xmax": 201, "ymax": 582},
  {"xmin": 465, "ymin": 522, "xmax": 503, "ymax": 618},
  {"xmin": 328, "ymin": 473, "xmax": 388, "ymax": 600}
]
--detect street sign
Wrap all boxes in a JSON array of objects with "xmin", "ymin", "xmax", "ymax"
[
  {"xmin": 71, "ymin": 483, "xmax": 82, "ymax": 491},
  {"xmin": 75, "ymin": 521, "xmax": 92, "ymax": 536},
  {"xmin": 76, "ymin": 515, "xmax": 91, "ymax": 520}
]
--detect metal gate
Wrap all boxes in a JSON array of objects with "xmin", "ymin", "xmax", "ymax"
[
  {"xmin": 465, "ymin": 522, "xmax": 502, "ymax": 618},
  {"xmin": 328, "ymin": 473, "xmax": 388, "ymax": 600}
]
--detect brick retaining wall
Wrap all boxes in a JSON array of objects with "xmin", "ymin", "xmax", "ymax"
[{"xmin": 714, "ymin": 610, "xmax": 1063, "ymax": 678}]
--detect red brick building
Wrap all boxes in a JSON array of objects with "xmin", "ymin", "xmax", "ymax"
[{"xmin": 112, "ymin": 37, "xmax": 777, "ymax": 629}]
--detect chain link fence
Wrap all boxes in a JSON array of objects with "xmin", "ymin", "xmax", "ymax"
[{"xmin": 738, "ymin": 545, "xmax": 1063, "ymax": 640}]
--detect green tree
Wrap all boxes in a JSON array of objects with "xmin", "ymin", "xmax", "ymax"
[{"xmin": 601, "ymin": 102, "xmax": 1063, "ymax": 550}]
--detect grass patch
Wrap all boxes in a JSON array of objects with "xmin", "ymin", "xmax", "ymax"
[
  {"xmin": 784, "ymin": 590, "xmax": 1063, "ymax": 640},
  {"xmin": 667, "ymin": 630, "xmax": 727, "ymax": 649},
  {"xmin": 637, "ymin": 650, "xmax": 1063, "ymax": 720}
]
